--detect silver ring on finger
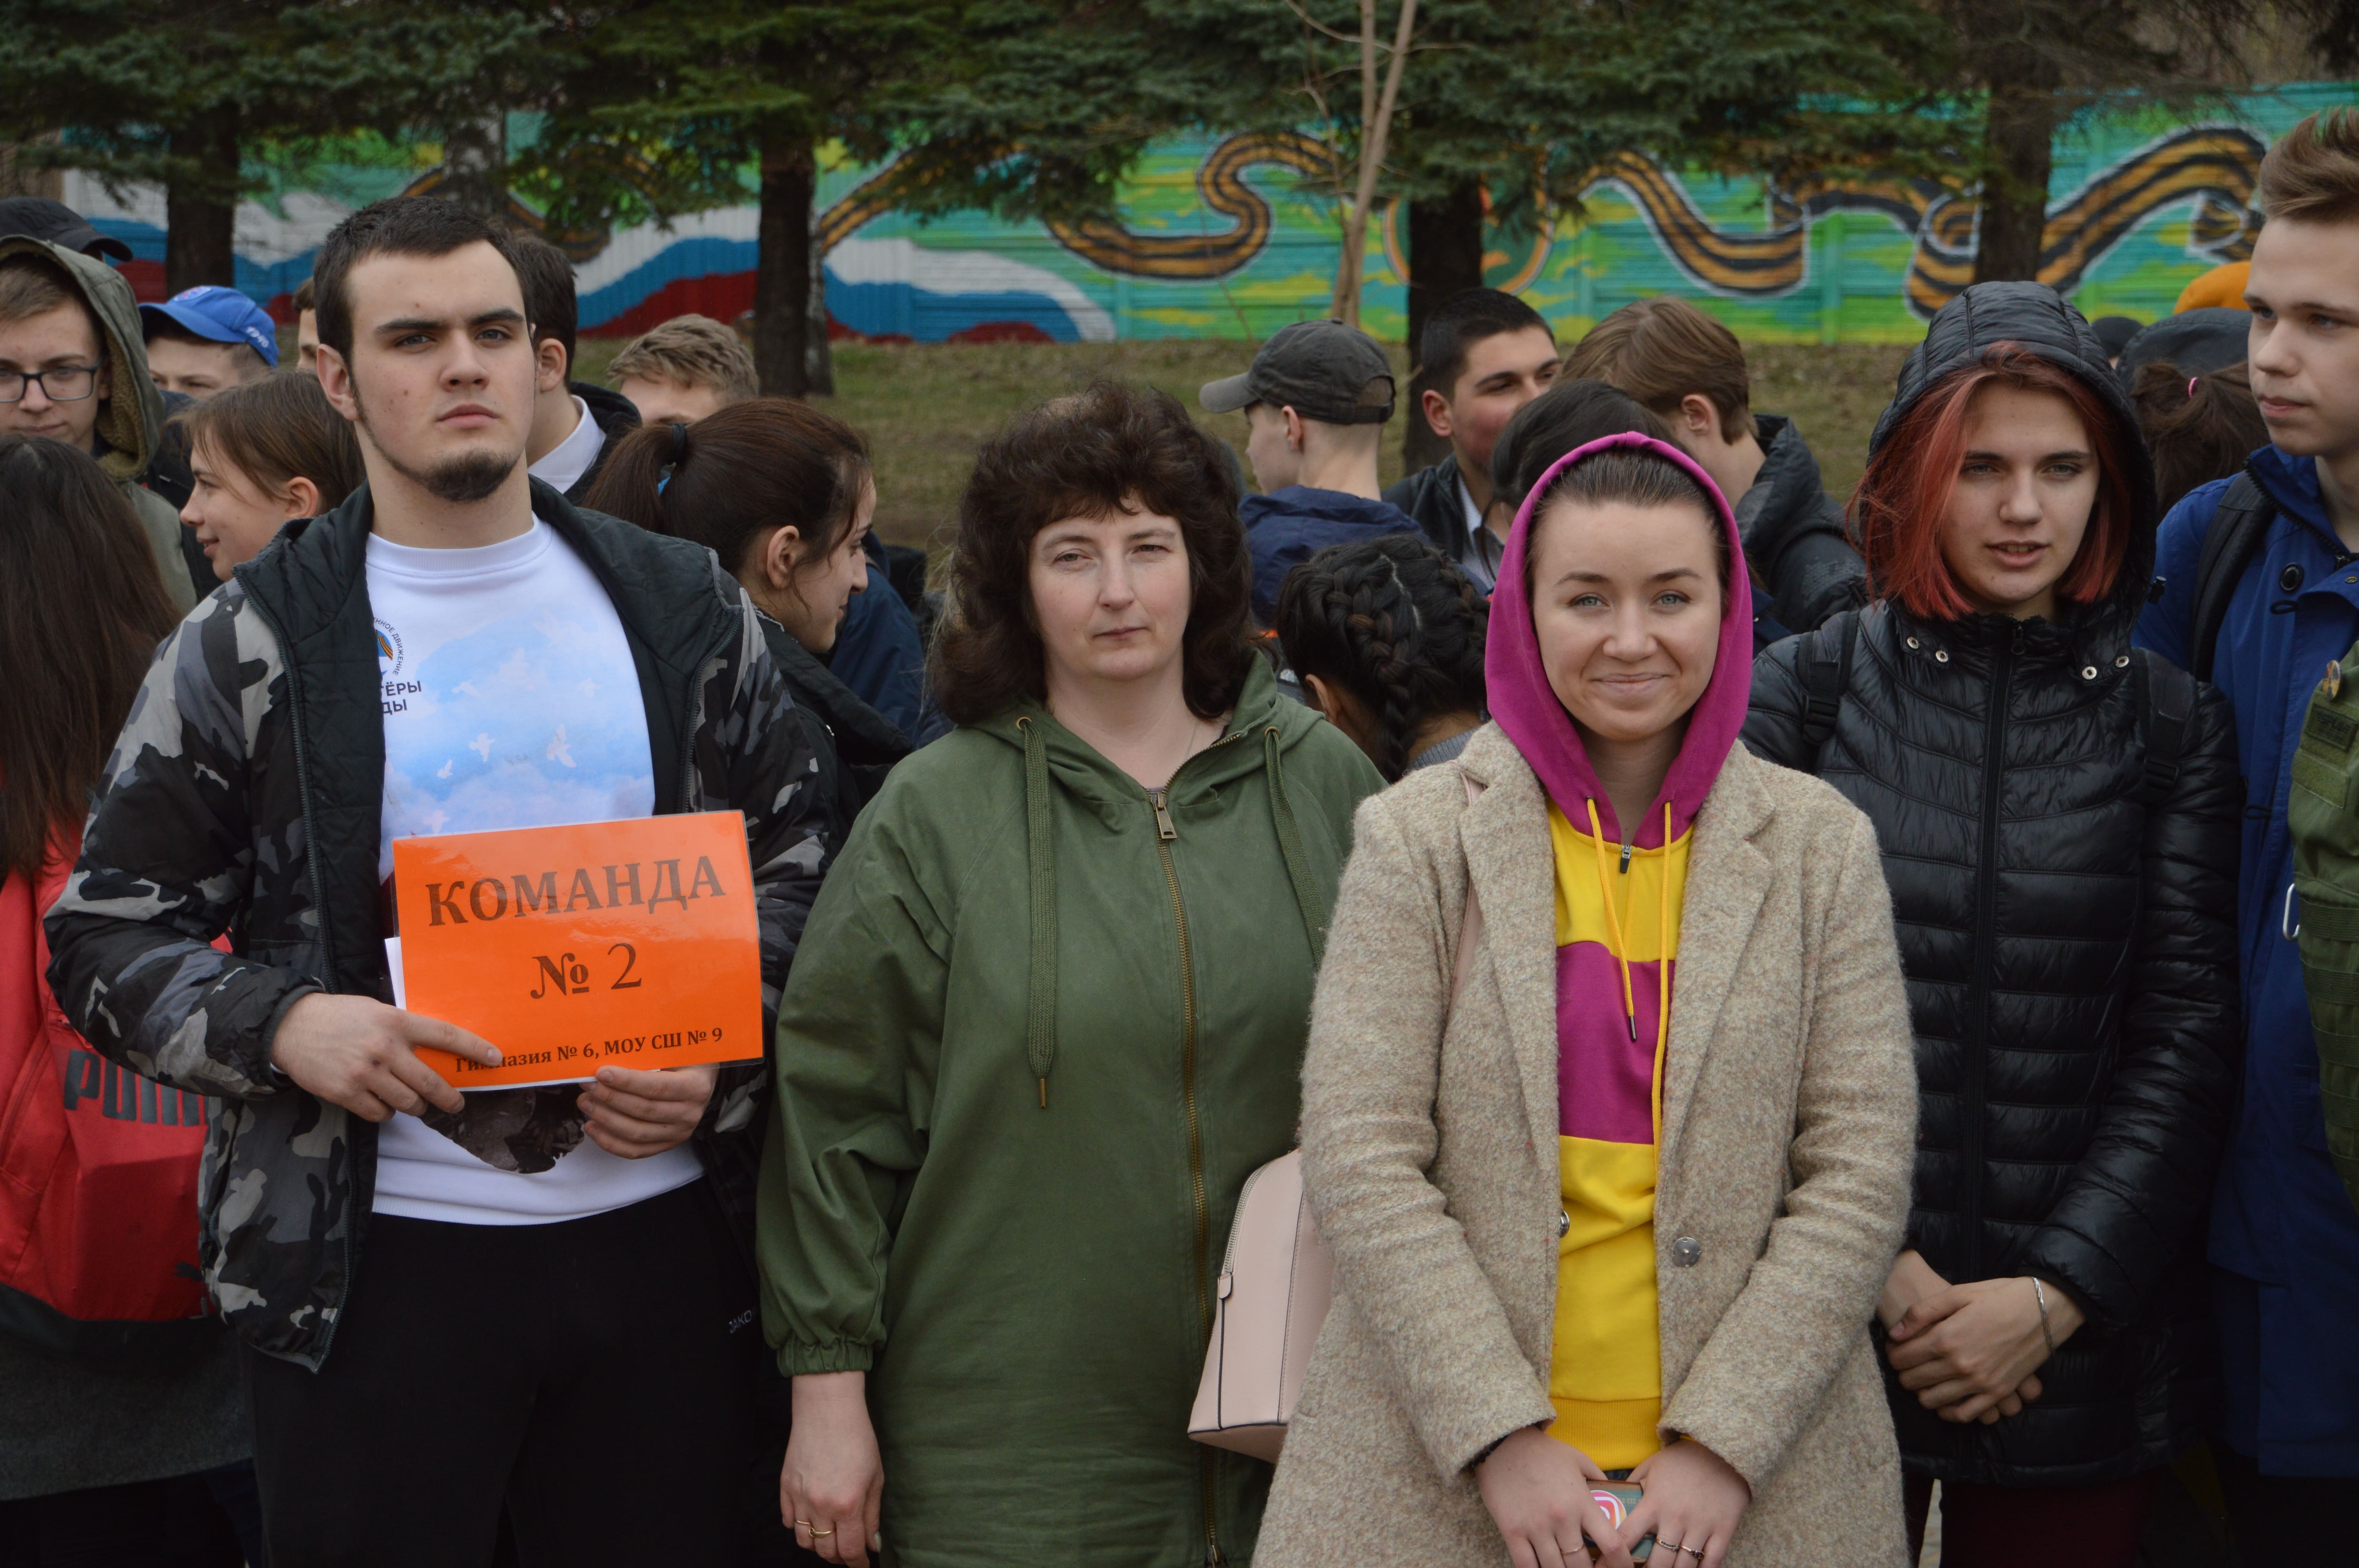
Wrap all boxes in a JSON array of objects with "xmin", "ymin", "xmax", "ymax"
[{"xmin": 1656, "ymin": 1543, "xmax": 1682, "ymax": 1557}]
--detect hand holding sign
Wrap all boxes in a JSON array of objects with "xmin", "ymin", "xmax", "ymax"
[
  {"xmin": 271, "ymin": 992, "xmax": 504, "ymax": 1121},
  {"xmin": 579, "ymin": 1062, "xmax": 718, "ymax": 1158}
]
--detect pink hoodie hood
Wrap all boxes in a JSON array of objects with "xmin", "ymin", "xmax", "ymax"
[{"xmin": 1482, "ymin": 431, "xmax": 1754, "ymax": 849}]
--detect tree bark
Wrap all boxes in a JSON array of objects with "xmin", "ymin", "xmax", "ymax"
[
  {"xmin": 1327, "ymin": 0, "xmax": 1419, "ymax": 325},
  {"xmin": 1972, "ymin": 74, "xmax": 2061, "ymax": 283},
  {"xmin": 165, "ymin": 107, "xmax": 238, "ymax": 292},
  {"xmin": 755, "ymin": 133, "xmax": 816, "ymax": 398},
  {"xmin": 804, "ymin": 227, "xmax": 835, "ymax": 396},
  {"xmin": 1403, "ymin": 180, "xmax": 1484, "ymax": 472},
  {"xmin": 438, "ymin": 118, "xmax": 510, "ymax": 223}
]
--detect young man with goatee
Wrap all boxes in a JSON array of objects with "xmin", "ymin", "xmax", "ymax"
[{"xmin": 47, "ymin": 197, "xmax": 829, "ymax": 1566}]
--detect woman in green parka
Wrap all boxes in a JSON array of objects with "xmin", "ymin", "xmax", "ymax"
[{"xmin": 758, "ymin": 381, "xmax": 1384, "ymax": 1568}]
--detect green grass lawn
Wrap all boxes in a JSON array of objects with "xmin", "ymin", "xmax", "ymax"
[{"xmin": 575, "ymin": 337, "xmax": 1911, "ymax": 554}]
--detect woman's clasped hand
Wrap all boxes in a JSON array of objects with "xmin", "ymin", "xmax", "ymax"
[
  {"xmin": 1885, "ymin": 1256, "xmax": 2083, "ymax": 1426},
  {"xmin": 1476, "ymin": 1430, "xmax": 1751, "ymax": 1568}
]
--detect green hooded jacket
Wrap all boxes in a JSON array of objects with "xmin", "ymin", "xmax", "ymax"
[
  {"xmin": 0, "ymin": 235, "xmax": 192, "ymax": 613},
  {"xmin": 758, "ymin": 658, "xmax": 1382, "ymax": 1567}
]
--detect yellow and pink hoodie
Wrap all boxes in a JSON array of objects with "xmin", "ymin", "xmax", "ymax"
[{"xmin": 1482, "ymin": 431, "xmax": 1755, "ymax": 1470}]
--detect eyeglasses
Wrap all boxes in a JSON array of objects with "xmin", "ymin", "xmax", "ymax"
[{"xmin": 0, "ymin": 365, "xmax": 100, "ymax": 404}]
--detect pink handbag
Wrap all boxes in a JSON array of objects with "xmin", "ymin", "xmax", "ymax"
[
  {"xmin": 1186, "ymin": 1146, "xmax": 1331, "ymax": 1460},
  {"xmin": 1188, "ymin": 778, "xmax": 1488, "ymax": 1459}
]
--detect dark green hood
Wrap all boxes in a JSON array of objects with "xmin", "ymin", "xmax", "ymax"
[{"xmin": 974, "ymin": 656, "xmax": 1342, "ymax": 1103}]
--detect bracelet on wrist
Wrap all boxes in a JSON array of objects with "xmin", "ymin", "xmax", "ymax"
[{"xmin": 2029, "ymin": 1276, "xmax": 2055, "ymax": 1356}]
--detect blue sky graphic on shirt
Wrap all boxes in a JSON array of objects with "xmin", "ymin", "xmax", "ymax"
[{"xmin": 377, "ymin": 602, "xmax": 652, "ymax": 879}]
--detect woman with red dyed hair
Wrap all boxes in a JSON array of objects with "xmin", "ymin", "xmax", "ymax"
[{"xmin": 1744, "ymin": 282, "xmax": 2243, "ymax": 1566}]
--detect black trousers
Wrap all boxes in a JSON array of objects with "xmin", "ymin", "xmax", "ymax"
[
  {"xmin": 243, "ymin": 1180, "xmax": 767, "ymax": 1568},
  {"xmin": 2213, "ymin": 1444, "xmax": 2359, "ymax": 1565},
  {"xmin": 0, "ymin": 1472, "xmax": 247, "ymax": 1568}
]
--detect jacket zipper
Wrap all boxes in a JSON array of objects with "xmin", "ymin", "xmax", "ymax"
[
  {"xmin": 1146, "ymin": 785, "xmax": 1222, "ymax": 1568},
  {"xmin": 240, "ymin": 589, "xmax": 357, "ymax": 1365},
  {"xmin": 1966, "ymin": 622, "xmax": 2016, "ymax": 1281}
]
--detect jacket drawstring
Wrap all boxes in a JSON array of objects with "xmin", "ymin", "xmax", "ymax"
[
  {"xmin": 1264, "ymin": 726, "xmax": 1329, "ymax": 967},
  {"xmin": 1018, "ymin": 717, "xmax": 1058, "ymax": 1108},
  {"xmin": 1020, "ymin": 720, "xmax": 1327, "ymax": 1109}
]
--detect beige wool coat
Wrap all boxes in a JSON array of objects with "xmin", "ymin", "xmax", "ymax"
[{"xmin": 1256, "ymin": 726, "xmax": 1918, "ymax": 1566}]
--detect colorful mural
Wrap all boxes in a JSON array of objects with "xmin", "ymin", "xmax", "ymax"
[{"xmin": 56, "ymin": 80, "xmax": 2352, "ymax": 346}]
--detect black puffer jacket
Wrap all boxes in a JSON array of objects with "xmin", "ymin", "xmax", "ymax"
[
  {"xmin": 1743, "ymin": 283, "xmax": 2243, "ymax": 1487},
  {"xmin": 1733, "ymin": 412, "xmax": 1863, "ymax": 634}
]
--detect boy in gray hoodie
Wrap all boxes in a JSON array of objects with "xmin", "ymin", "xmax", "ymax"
[{"xmin": 0, "ymin": 235, "xmax": 197, "ymax": 612}]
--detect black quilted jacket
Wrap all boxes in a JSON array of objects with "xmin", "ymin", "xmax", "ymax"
[{"xmin": 1742, "ymin": 283, "xmax": 2244, "ymax": 1486}]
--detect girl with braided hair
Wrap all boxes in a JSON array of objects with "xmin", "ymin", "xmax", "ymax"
[{"xmin": 1272, "ymin": 534, "xmax": 1488, "ymax": 780}]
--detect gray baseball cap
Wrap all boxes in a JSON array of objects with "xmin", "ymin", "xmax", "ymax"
[{"xmin": 1200, "ymin": 319, "xmax": 1394, "ymax": 425}]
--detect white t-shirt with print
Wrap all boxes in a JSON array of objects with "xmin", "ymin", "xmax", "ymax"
[{"xmin": 369, "ymin": 517, "xmax": 702, "ymax": 1225}]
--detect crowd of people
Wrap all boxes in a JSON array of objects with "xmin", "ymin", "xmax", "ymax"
[{"xmin": 1, "ymin": 107, "xmax": 2356, "ymax": 1568}]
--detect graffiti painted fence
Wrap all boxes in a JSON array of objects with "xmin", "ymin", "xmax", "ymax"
[{"xmin": 58, "ymin": 81, "xmax": 2352, "ymax": 345}]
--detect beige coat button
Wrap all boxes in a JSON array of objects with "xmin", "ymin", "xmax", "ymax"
[{"xmin": 1671, "ymin": 1236, "xmax": 1703, "ymax": 1266}]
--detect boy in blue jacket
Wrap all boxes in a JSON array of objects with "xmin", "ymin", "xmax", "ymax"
[
  {"xmin": 2135, "ymin": 108, "xmax": 2359, "ymax": 1537},
  {"xmin": 1201, "ymin": 319, "xmax": 1418, "ymax": 624}
]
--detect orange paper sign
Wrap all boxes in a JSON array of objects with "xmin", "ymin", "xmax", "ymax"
[{"xmin": 390, "ymin": 812, "xmax": 763, "ymax": 1090}]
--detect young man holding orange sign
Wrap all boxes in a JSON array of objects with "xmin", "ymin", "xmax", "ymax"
[{"xmin": 45, "ymin": 198, "xmax": 829, "ymax": 1566}]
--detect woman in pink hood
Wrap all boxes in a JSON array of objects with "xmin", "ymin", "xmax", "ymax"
[{"xmin": 1257, "ymin": 433, "xmax": 1921, "ymax": 1567}]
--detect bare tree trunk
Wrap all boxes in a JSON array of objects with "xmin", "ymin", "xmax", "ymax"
[
  {"xmin": 804, "ymin": 226, "xmax": 835, "ymax": 396},
  {"xmin": 754, "ymin": 133, "xmax": 816, "ymax": 398},
  {"xmin": 1327, "ymin": 0, "xmax": 1418, "ymax": 325},
  {"xmin": 438, "ymin": 118, "xmax": 510, "ymax": 222},
  {"xmin": 0, "ymin": 137, "xmax": 65, "ymax": 200},
  {"xmin": 1403, "ymin": 180, "xmax": 1483, "ymax": 470},
  {"xmin": 165, "ymin": 107, "xmax": 238, "ymax": 291},
  {"xmin": 1973, "ymin": 68, "xmax": 2061, "ymax": 283}
]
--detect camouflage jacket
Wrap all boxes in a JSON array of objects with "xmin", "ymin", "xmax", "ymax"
[{"xmin": 46, "ymin": 480, "xmax": 828, "ymax": 1369}]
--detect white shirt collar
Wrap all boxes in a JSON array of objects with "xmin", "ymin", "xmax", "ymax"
[
  {"xmin": 1454, "ymin": 464, "xmax": 1502, "ymax": 592},
  {"xmin": 527, "ymin": 395, "xmax": 605, "ymax": 496},
  {"xmin": 1459, "ymin": 465, "xmax": 1485, "ymax": 539}
]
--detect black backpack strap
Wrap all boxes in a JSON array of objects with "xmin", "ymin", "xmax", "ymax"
[
  {"xmin": 1797, "ymin": 611, "xmax": 1859, "ymax": 764},
  {"xmin": 2132, "ymin": 647, "xmax": 2197, "ymax": 809},
  {"xmin": 2188, "ymin": 472, "xmax": 2278, "ymax": 683}
]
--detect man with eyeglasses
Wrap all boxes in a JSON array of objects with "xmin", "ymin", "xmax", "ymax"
[{"xmin": 0, "ymin": 237, "xmax": 198, "ymax": 610}]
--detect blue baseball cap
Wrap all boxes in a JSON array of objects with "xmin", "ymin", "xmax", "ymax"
[{"xmin": 138, "ymin": 286, "xmax": 279, "ymax": 367}]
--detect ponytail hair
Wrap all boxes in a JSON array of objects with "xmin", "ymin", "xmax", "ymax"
[
  {"xmin": 2130, "ymin": 358, "xmax": 2268, "ymax": 515},
  {"xmin": 1272, "ymin": 534, "xmax": 1488, "ymax": 781},
  {"xmin": 582, "ymin": 397, "xmax": 871, "ymax": 587}
]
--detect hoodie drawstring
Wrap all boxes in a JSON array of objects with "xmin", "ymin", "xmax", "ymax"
[
  {"xmin": 1583, "ymin": 799, "xmax": 1639, "ymax": 1043},
  {"xmin": 1265, "ymin": 726, "xmax": 1329, "ymax": 969},
  {"xmin": 1018, "ymin": 717, "xmax": 1058, "ymax": 1108},
  {"xmin": 1581, "ymin": 799, "xmax": 1676, "ymax": 1142},
  {"xmin": 1652, "ymin": 802, "xmax": 1670, "ymax": 1143},
  {"xmin": 1016, "ymin": 719, "xmax": 1329, "ymax": 1110}
]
